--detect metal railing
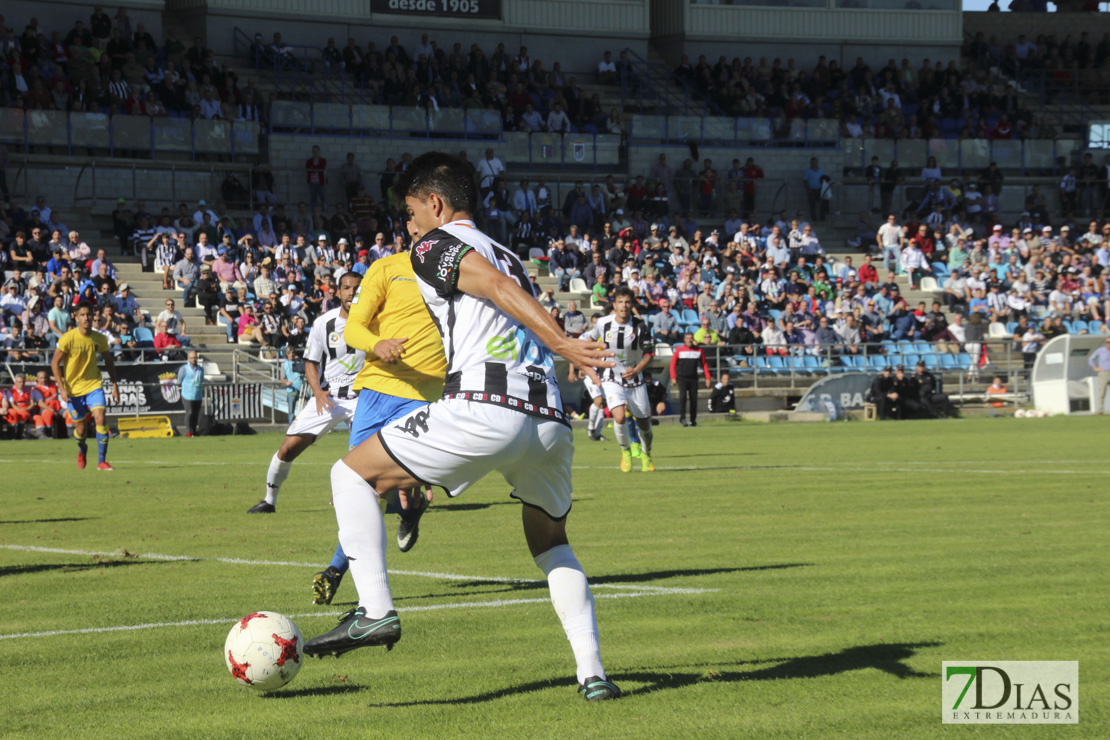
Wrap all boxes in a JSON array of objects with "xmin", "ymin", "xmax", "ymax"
[
  {"xmin": 840, "ymin": 137, "xmax": 1083, "ymax": 177},
  {"xmin": 71, "ymin": 159, "xmax": 253, "ymax": 210},
  {"xmin": 629, "ymin": 113, "xmax": 840, "ymax": 147},
  {"xmin": 0, "ymin": 109, "xmax": 262, "ymax": 162},
  {"xmin": 618, "ymin": 48, "xmax": 723, "ymax": 118},
  {"xmin": 668, "ymin": 339, "xmax": 1027, "ymax": 400}
]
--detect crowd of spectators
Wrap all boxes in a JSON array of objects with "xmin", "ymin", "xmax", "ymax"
[
  {"xmin": 966, "ymin": 30, "xmax": 1110, "ymax": 101},
  {"xmin": 250, "ymin": 29, "xmax": 631, "ymax": 136},
  {"xmin": 0, "ymin": 9, "xmax": 270, "ymax": 124},
  {"xmin": 0, "ymin": 193, "xmax": 153, "ymax": 361},
  {"xmin": 673, "ymin": 50, "xmax": 1061, "ymax": 142}
]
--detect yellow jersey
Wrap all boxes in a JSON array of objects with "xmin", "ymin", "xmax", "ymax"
[
  {"xmin": 57, "ymin": 329, "xmax": 109, "ymax": 397},
  {"xmin": 345, "ymin": 253, "xmax": 446, "ymax": 402}
]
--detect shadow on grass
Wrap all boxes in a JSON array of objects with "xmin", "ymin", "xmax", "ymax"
[
  {"xmin": 431, "ymin": 501, "xmax": 518, "ymax": 513},
  {"xmin": 371, "ymin": 641, "xmax": 941, "ymax": 706},
  {"xmin": 0, "ymin": 517, "xmax": 98, "ymax": 524},
  {"xmin": 261, "ymin": 683, "xmax": 367, "ymax": 699},
  {"xmin": 0, "ymin": 559, "xmax": 172, "ymax": 577},
  {"xmin": 449, "ymin": 565, "xmax": 808, "ymax": 591}
]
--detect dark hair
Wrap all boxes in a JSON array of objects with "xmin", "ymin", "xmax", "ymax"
[
  {"xmin": 393, "ymin": 152, "xmax": 478, "ymax": 214},
  {"xmin": 612, "ymin": 286, "xmax": 635, "ymax": 302},
  {"xmin": 339, "ymin": 271, "xmax": 362, "ymax": 288},
  {"xmin": 73, "ymin": 301, "xmax": 94, "ymax": 316}
]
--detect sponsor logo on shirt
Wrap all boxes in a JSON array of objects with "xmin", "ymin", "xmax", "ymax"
[{"xmin": 415, "ymin": 239, "xmax": 439, "ymax": 263}]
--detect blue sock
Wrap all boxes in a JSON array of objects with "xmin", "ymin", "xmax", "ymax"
[
  {"xmin": 329, "ymin": 542, "xmax": 349, "ymax": 577},
  {"xmin": 95, "ymin": 425, "xmax": 109, "ymax": 464},
  {"xmin": 627, "ymin": 419, "xmax": 641, "ymax": 444},
  {"xmin": 77, "ymin": 435, "xmax": 87, "ymax": 455}
]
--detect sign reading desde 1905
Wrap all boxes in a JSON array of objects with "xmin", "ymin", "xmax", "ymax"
[{"xmin": 371, "ymin": 0, "xmax": 501, "ymax": 20}]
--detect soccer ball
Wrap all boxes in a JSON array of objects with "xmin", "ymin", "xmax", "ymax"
[{"xmin": 224, "ymin": 611, "xmax": 304, "ymax": 691}]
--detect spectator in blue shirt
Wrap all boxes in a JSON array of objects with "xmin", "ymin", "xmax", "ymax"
[
  {"xmin": 176, "ymin": 350, "xmax": 205, "ymax": 437},
  {"xmin": 282, "ymin": 346, "xmax": 305, "ymax": 410},
  {"xmin": 114, "ymin": 283, "xmax": 142, "ymax": 328},
  {"xmin": 802, "ymin": 157, "xmax": 825, "ymax": 224},
  {"xmin": 1089, "ymin": 337, "xmax": 1110, "ymax": 414}
]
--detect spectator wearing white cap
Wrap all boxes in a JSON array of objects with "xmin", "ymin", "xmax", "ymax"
[
  {"xmin": 987, "ymin": 224, "xmax": 1008, "ymax": 252},
  {"xmin": 193, "ymin": 199, "xmax": 217, "ymax": 227}
]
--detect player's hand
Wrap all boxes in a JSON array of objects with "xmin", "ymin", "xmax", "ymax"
[
  {"xmin": 314, "ymin": 390, "xmax": 337, "ymax": 415},
  {"xmin": 704, "ymin": 379, "xmax": 712, "ymax": 389},
  {"xmin": 621, "ymin": 367, "xmax": 638, "ymax": 381},
  {"xmin": 374, "ymin": 337, "xmax": 408, "ymax": 364},
  {"xmin": 554, "ymin": 338, "xmax": 613, "ymax": 386},
  {"xmin": 110, "ymin": 383, "xmax": 120, "ymax": 404},
  {"xmin": 58, "ymin": 388, "xmax": 69, "ymax": 405}
]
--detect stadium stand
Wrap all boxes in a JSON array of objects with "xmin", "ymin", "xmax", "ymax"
[{"xmin": 3, "ymin": 2, "xmax": 1109, "ymax": 433}]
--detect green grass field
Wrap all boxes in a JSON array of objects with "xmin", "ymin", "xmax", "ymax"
[{"xmin": 0, "ymin": 417, "xmax": 1104, "ymax": 738}]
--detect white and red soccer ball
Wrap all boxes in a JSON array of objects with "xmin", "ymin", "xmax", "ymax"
[{"xmin": 224, "ymin": 611, "xmax": 304, "ymax": 691}]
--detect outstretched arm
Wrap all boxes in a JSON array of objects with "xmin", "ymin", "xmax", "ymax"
[{"xmin": 455, "ymin": 251, "xmax": 612, "ymax": 383}]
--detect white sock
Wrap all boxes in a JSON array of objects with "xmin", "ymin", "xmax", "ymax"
[
  {"xmin": 589, "ymin": 404, "xmax": 603, "ymax": 433},
  {"xmin": 612, "ymin": 418, "xmax": 629, "ymax": 449},
  {"xmin": 534, "ymin": 544, "xmax": 605, "ymax": 684},
  {"xmin": 587, "ymin": 403, "xmax": 599, "ymax": 433},
  {"xmin": 265, "ymin": 452, "xmax": 292, "ymax": 504},
  {"xmin": 638, "ymin": 420, "xmax": 653, "ymax": 454},
  {"xmin": 331, "ymin": 460, "xmax": 394, "ymax": 616}
]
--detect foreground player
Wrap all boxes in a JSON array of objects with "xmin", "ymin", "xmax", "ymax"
[
  {"xmin": 51, "ymin": 302, "xmax": 119, "ymax": 470},
  {"xmin": 247, "ymin": 272, "xmax": 366, "ymax": 514},
  {"xmin": 583, "ymin": 288, "xmax": 655, "ymax": 472},
  {"xmin": 310, "ymin": 229, "xmax": 447, "ymax": 605},
  {"xmin": 304, "ymin": 152, "xmax": 621, "ymax": 701}
]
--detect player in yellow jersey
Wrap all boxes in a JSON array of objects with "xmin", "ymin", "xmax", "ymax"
[
  {"xmin": 50, "ymin": 302, "xmax": 121, "ymax": 470},
  {"xmin": 310, "ymin": 228, "xmax": 448, "ymax": 605}
]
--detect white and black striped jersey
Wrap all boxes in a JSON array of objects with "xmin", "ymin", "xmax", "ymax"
[
  {"xmin": 305, "ymin": 307, "xmax": 365, "ymax": 400},
  {"xmin": 409, "ymin": 219, "xmax": 567, "ymax": 424},
  {"xmin": 583, "ymin": 314, "xmax": 654, "ymax": 387}
]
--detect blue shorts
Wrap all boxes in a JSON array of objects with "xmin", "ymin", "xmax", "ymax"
[
  {"xmin": 348, "ymin": 389, "xmax": 428, "ymax": 448},
  {"xmin": 67, "ymin": 387, "xmax": 106, "ymax": 420}
]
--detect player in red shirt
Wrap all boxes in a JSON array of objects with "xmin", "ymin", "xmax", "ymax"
[
  {"xmin": 33, "ymin": 370, "xmax": 61, "ymax": 437},
  {"xmin": 4, "ymin": 374, "xmax": 48, "ymax": 439}
]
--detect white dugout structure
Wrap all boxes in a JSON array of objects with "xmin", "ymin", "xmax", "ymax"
[{"xmin": 1030, "ymin": 335, "xmax": 1110, "ymax": 415}]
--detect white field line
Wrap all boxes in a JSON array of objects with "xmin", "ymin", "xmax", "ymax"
[
  {"xmin": 0, "ymin": 592, "xmax": 658, "ymax": 642},
  {"xmin": 0, "ymin": 545, "xmax": 717, "ymax": 596},
  {"xmin": 0, "ymin": 457, "xmax": 1103, "ymax": 475}
]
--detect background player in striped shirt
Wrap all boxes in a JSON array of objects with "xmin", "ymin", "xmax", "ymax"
[
  {"xmin": 582, "ymin": 287, "xmax": 656, "ymax": 472},
  {"xmin": 50, "ymin": 303, "xmax": 120, "ymax": 470},
  {"xmin": 248, "ymin": 271, "xmax": 366, "ymax": 514},
  {"xmin": 308, "ymin": 237, "xmax": 447, "ymax": 606}
]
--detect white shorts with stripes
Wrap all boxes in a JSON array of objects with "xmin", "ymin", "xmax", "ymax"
[
  {"xmin": 584, "ymin": 375, "xmax": 603, "ymax": 400},
  {"xmin": 286, "ymin": 396, "xmax": 359, "ymax": 438},
  {"xmin": 601, "ymin": 381, "xmax": 650, "ymax": 419},
  {"xmin": 378, "ymin": 397, "xmax": 574, "ymax": 520}
]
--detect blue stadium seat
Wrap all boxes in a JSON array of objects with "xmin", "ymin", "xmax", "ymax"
[
  {"xmin": 133, "ymin": 327, "xmax": 154, "ymax": 345},
  {"xmin": 921, "ymin": 353, "xmax": 939, "ymax": 370},
  {"xmin": 1066, "ymin": 320, "xmax": 1082, "ymax": 334},
  {"xmin": 939, "ymin": 353, "xmax": 959, "ymax": 370},
  {"xmin": 956, "ymin": 352, "xmax": 973, "ymax": 368},
  {"xmin": 755, "ymin": 356, "xmax": 773, "ymax": 375},
  {"xmin": 912, "ymin": 341, "xmax": 931, "ymax": 355},
  {"xmin": 1090, "ymin": 320, "xmax": 1105, "ymax": 334},
  {"xmin": 803, "ymin": 355, "xmax": 826, "ymax": 374},
  {"xmin": 768, "ymin": 356, "xmax": 787, "ymax": 374},
  {"xmin": 902, "ymin": 354, "xmax": 919, "ymax": 368},
  {"xmin": 731, "ymin": 354, "xmax": 754, "ymax": 373},
  {"xmin": 681, "ymin": 309, "xmax": 699, "ymax": 325},
  {"xmin": 931, "ymin": 262, "xmax": 949, "ymax": 278},
  {"xmin": 1005, "ymin": 321, "xmax": 1019, "ymax": 335}
]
